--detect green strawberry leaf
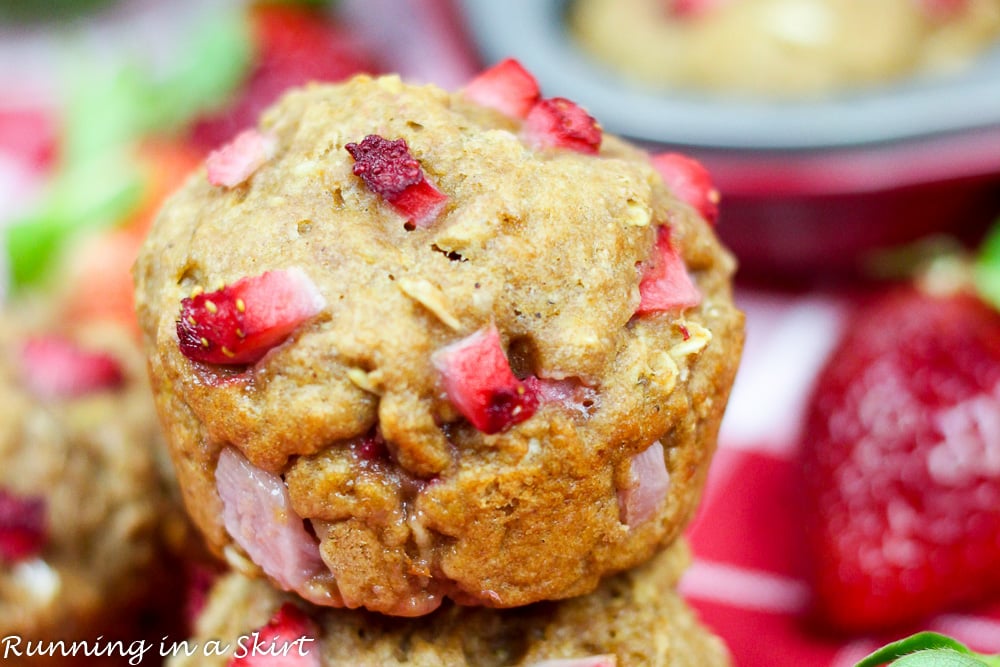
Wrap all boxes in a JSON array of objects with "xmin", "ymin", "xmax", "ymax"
[
  {"xmin": 853, "ymin": 632, "xmax": 1000, "ymax": 667},
  {"xmin": 974, "ymin": 219, "xmax": 1000, "ymax": 312}
]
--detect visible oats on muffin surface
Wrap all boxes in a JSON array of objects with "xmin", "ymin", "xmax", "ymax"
[{"xmin": 134, "ymin": 71, "xmax": 743, "ymax": 616}]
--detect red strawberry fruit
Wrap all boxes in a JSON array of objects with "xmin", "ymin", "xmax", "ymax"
[
  {"xmin": 0, "ymin": 489, "xmax": 47, "ymax": 564},
  {"xmin": 228, "ymin": 602, "xmax": 320, "ymax": 667},
  {"xmin": 191, "ymin": 3, "xmax": 376, "ymax": 151},
  {"xmin": 432, "ymin": 324, "xmax": 539, "ymax": 434},
  {"xmin": 917, "ymin": 0, "xmax": 967, "ymax": 18},
  {"xmin": 650, "ymin": 152, "xmax": 720, "ymax": 225},
  {"xmin": 802, "ymin": 286, "xmax": 1000, "ymax": 633},
  {"xmin": 177, "ymin": 267, "xmax": 325, "ymax": 365},
  {"xmin": 19, "ymin": 336, "xmax": 124, "ymax": 399},
  {"xmin": 463, "ymin": 58, "xmax": 541, "ymax": 119},
  {"xmin": 665, "ymin": 0, "xmax": 731, "ymax": 19},
  {"xmin": 635, "ymin": 226, "xmax": 701, "ymax": 315},
  {"xmin": 522, "ymin": 97, "xmax": 602, "ymax": 155},
  {"xmin": 345, "ymin": 134, "xmax": 448, "ymax": 229}
]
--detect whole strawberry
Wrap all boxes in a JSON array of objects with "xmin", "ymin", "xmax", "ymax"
[{"xmin": 802, "ymin": 284, "xmax": 1000, "ymax": 633}]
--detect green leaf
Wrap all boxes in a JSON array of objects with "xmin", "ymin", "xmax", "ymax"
[
  {"xmin": 891, "ymin": 650, "xmax": 991, "ymax": 667},
  {"xmin": 974, "ymin": 219, "xmax": 1000, "ymax": 312},
  {"xmin": 854, "ymin": 633, "xmax": 974, "ymax": 667}
]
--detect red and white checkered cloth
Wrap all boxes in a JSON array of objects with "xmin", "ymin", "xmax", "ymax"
[{"xmin": 682, "ymin": 290, "xmax": 1000, "ymax": 665}]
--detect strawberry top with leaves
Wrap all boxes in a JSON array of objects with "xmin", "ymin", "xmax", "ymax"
[{"xmin": 802, "ymin": 285, "xmax": 1000, "ymax": 633}]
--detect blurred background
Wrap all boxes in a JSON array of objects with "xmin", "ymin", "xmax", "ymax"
[{"xmin": 1, "ymin": 0, "xmax": 1000, "ymax": 665}]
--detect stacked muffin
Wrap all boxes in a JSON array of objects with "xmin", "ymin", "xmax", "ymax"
[{"xmin": 134, "ymin": 60, "xmax": 743, "ymax": 665}]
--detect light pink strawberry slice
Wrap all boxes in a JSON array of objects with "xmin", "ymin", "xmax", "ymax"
[
  {"xmin": 432, "ymin": 324, "xmax": 539, "ymax": 434},
  {"xmin": 529, "ymin": 657, "xmax": 618, "ymax": 667},
  {"xmin": 463, "ymin": 58, "xmax": 541, "ymax": 119},
  {"xmin": 19, "ymin": 336, "xmax": 124, "ymax": 399},
  {"xmin": 665, "ymin": 0, "xmax": 731, "ymax": 19},
  {"xmin": 227, "ymin": 602, "xmax": 321, "ymax": 667},
  {"xmin": 617, "ymin": 440, "xmax": 670, "ymax": 527},
  {"xmin": 636, "ymin": 227, "xmax": 701, "ymax": 315},
  {"xmin": 177, "ymin": 267, "xmax": 324, "ymax": 365},
  {"xmin": 345, "ymin": 134, "xmax": 448, "ymax": 229},
  {"xmin": 650, "ymin": 152, "xmax": 719, "ymax": 225},
  {"xmin": 0, "ymin": 489, "xmax": 47, "ymax": 564},
  {"xmin": 216, "ymin": 448, "xmax": 327, "ymax": 601},
  {"xmin": 523, "ymin": 376, "xmax": 599, "ymax": 417},
  {"xmin": 206, "ymin": 128, "xmax": 277, "ymax": 188},
  {"xmin": 522, "ymin": 98, "xmax": 602, "ymax": 155},
  {"xmin": 917, "ymin": 0, "xmax": 967, "ymax": 18}
]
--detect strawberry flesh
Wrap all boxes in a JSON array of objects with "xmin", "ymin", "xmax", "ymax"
[
  {"xmin": 665, "ymin": 0, "xmax": 730, "ymax": 19},
  {"xmin": 918, "ymin": 0, "xmax": 967, "ymax": 18},
  {"xmin": 636, "ymin": 226, "xmax": 701, "ymax": 315},
  {"xmin": 432, "ymin": 325, "xmax": 539, "ymax": 434},
  {"xmin": 0, "ymin": 489, "xmax": 47, "ymax": 564},
  {"xmin": 463, "ymin": 58, "xmax": 541, "ymax": 119},
  {"xmin": 345, "ymin": 135, "xmax": 448, "ymax": 229},
  {"xmin": 228, "ymin": 602, "xmax": 320, "ymax": 667},
  {"xmin": 522, "ymin": 98, "xmax": 602, "ymax": 155},
  {"xmin": 650, "ymin": 152, "xmax": 719, "ymax": 225},
  {"xmin": 19, "ymin": 336, "xmax": 124, "ymax": 399},
  {"xmin": 802, "ymin": 288, "xmax": 1000, "ymax": 632},
  {"xmin": 177, "ymin": 267, "xmax": 324, "ymax": 365},
  {"xmin": 206, "ymin": 129, "xmax": 277, "ymax": 188}
]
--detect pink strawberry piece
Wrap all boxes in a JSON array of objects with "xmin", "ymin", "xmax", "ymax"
[
  {"xmin": 523, "ymin": 376, "xmax": 599, "ymax": 417},
  {"xmin": 617, "ymin": 440, "xmax": 670, "ymax": 527},
  {"xmin": 802, "ymin": 287, "xmax": 1000, "ymax": 633},
  {"xmin": 917, "ymin": 0, "xmax": 967, "ymax": 18},
  {"xmin": 345, "ymin": 135, "xmax": 448, "ymax": 229},
  {"xmin": 19, "ymin": 336, "xmax": 124, "ymax": 399},
  {"xmin": 650, "ymin": 152, "xmax": 720, "ymax": 225},
  {"xmin": 216, "ymin": 447, "xmax": 328, "ymax": 605},
  {"xmin": 177, "ymin": 267, "xmax": 324, "ymax": 365},
  {"xmin": 0, "ymin": 489, "xmax": 47, "ymax": 564},
  {"xmin": 432, "ymin": 325, "xmax": 539, "ymax": 434},
  {"xmin": 206, "ymin": 129, "xmax": 277, "ymax": 188},
  {"xmin": 522, "ymin": 98, "xmax": 602, "ymax": 155},
  {"xmin": 665, "ymin": 0, "xmax": 730, "ymax": 19},
  {"xmin": 228, "ymin": 602, "xmax": 320, "ymax": 667},
  {"xmin": 635, "ymin": 227, "xmax": 701, "ymax": 315},
  {"xmin": 463, "ymin": 58, "xmax": 541, "ymax": 119},
  {"xmin": 529, "ymin": 657, "xmax": 617, "ymax": 667},
  {"xmin": 0, "ymin": 106, "xmax": 58, "ymax": 172}
]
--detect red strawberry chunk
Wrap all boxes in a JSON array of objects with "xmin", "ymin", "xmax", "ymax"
[
  {"xmin": 0, "ymin": 106, "xmax": 58, "ymax": 173},
  {"xmin": 345, "ymin": 135, "xmax": 448, "ymax": 229},
  {"xmin": 206, "ymin": 129, "xmax": 277, "ymax": 188},
  {"xmin": 228, "ymin": 602, "xmax": 320, "ymax": 667},
  {"xmin": 19, "ymin": 336, "xmax": 124, "ymax": 399},
  {"xmin": 177, "ymin": 267, "xmax": 324, "ymax": 365},
  {"xmin": 0, "ymin": 489, "xmax": 47, "ymax": 564},
  {"xmin": 522, "ymin": 98, "xmax": 602, "ymax": 155},
  {"xmin": 917, "ymin": 0, "xmax": 967, "ymax": 18},
  {"xmin": 463, "ymin": 58, "xmax": 541, "ymax": 119},
  {"xmin": 802, "ymin": 288, "xmax": 1000, "ymax": 632},
  {"xmin": 523, "ymin": 376, "xmax": 599, "ymax": 417},
  {"xmin": 665, "ymin": 0, "xmax": 731, "ymax": 19},
  {"xmin": 650, "ymin": 152, "xmax": 719, "ymax": 225},
  {"xmin": 636, "ymin": 227, "xmax": 701, "ymax": 315},
  {"xmin": 432, "ymin": 325, "xmax": 539, "ymax": 434}
]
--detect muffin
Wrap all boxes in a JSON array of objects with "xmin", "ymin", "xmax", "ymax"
[
  {"xmin": 134, "ymin": 66, "xmax": 743, "ymax": 616},
  {"xmin": 570, "ymin": 0, "xmax": 1000, "ymax": 97},
  {"xmin": 0, "ymin": 303, "xmax": 181, "ymax": 663},
  {"xmin": 170, "ymin": 541, "xmax": 730, "ymax": 667}
]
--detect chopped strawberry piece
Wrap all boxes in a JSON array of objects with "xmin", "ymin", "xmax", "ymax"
[
  {"xmin": 432, "ymin": 325, "xmax": 539, "ymax": 434},
  {"xmin": 0, "ymin": 489, "xmax": 47, "ymax": 564},
  {"xmin": 19, "ymin": 336, "xmax": 124, "ymax": 399},
  {"xmin": 345, "ymin": 135, "xmax": 448, "ymax": 229},
  {"xmin": 206, "ymin": 129, "xmax": 277, "ymax": 188},
  {"xmin": 636, "ymin": 227, "xmax": 701, "ymax": 315},
  {"xmin": 529, "ymin": 657, "xmax": 617, "ymax": 667},
  {"xmin": 664, "ymin": 0, "xmax": 731, "ymax": 19},
  {"xmin": 522, "ymin": 98, "xmax": 602, "ymax": 155},
  {"xmin": 617, "ymin": 441, "xmax": 670, "ymax": 527},
  {"xmin": 917, "ymin": 0, "xmax": 967, "ymax": 18},
  {"xmin": 650, "ymin": 152, "xmax": 719, "ymax": 225},
  {"xmin": 0, "ymin": 106, "xmax": 58, "ymax": 172},
  {"xmin": 523, "ymin": 376, "xmax": 599, "ymax": 417},
  {"xmin": 802, "ymin": 287, "xmax": 1000, "ymax": 632},
  {"xmin": 463, "ymin": 58, "xmax": 541, "ymax": 119},
  {"xmin": 177, "ymin": 267, "xmax": 324, "ymax": 365},
  {"xmin": 228, "ymin": 602, "xmax": 320, "ymax": 667}
]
